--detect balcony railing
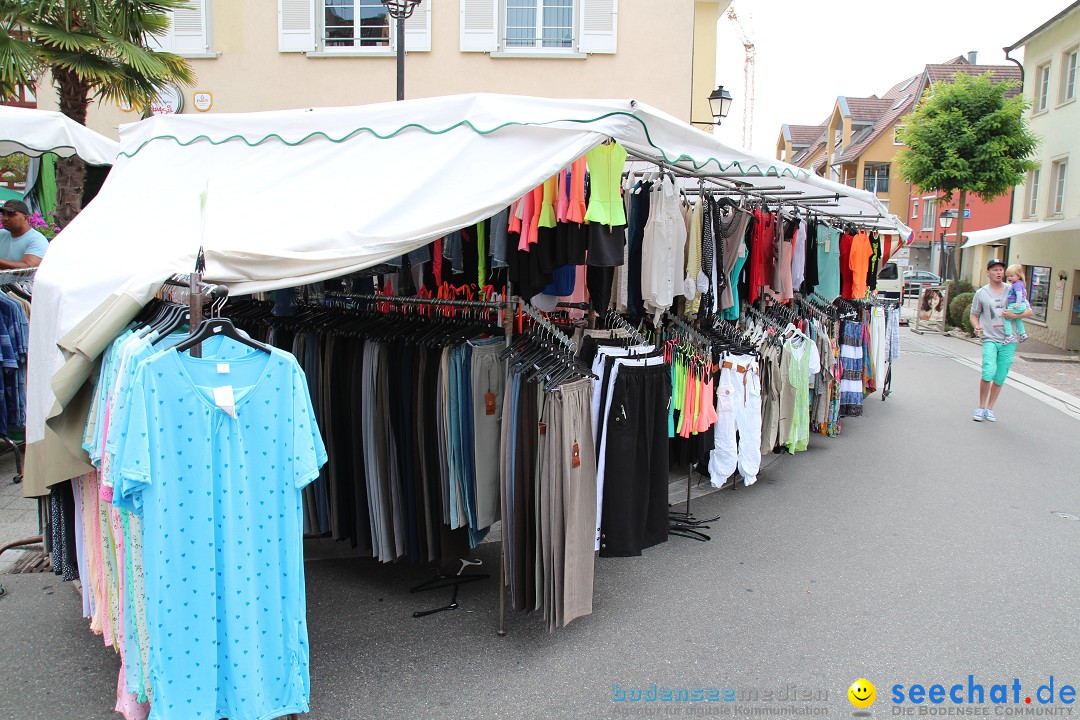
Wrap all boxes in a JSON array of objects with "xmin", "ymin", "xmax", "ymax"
[{"xmin": 864, "ymin": 178, "xmax": 890, "ymax": 194}]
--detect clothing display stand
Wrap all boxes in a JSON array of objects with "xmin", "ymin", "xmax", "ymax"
[
  {"xmin": 661, "ymin": 312, "xmax": 719, "ymax": 542},
  {"xmin": 498, "ymin": 298, "xmax": 581, "ymax": 636}
]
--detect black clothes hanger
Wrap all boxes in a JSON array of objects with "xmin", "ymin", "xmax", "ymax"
[{"xmin": 174, "ymin": 316, "xmax": 272, "ymax": 354}]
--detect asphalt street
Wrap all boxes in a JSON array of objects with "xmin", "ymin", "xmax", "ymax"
[{"xmin": 1, "ymin": 332, "xmax": 1078, "ymax": 720}]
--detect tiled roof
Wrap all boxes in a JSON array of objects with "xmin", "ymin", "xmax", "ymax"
[
  {"xmin": 882, "ymin": 74, "xmax": 921, "ymax": 100},
  {"xmin": 788, "ymin": 124, "xmax": 825, "ymax": 146},
  {"xmin": 845, "ymin": 96, "xmax": 895, "ymax": 121},
  {"xmin": 924, "ymin": 64, "xmax": 1022, "ymax": 96},
  {"xmin": 836, "ymin": 95, "xmax": 915, "ymax": 164}
]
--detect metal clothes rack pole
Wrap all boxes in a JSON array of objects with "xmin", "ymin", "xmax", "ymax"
[
  {"xmin": 660, "ymin": 312, "xmax": 719, "ymax": 541},
  {"xmin": 322, "ymin": 291, "xmax": 506, "ymax": 312},
  {"xmin": 498, "ymin": 287, "xmax": 514, "ymax": 638}
]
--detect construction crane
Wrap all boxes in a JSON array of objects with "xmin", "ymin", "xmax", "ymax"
[{"xmin": 725, "ymin": 4, "xmax": 756, "ymax": 150}]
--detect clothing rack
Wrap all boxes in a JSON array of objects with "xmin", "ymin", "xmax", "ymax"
[
  {"xmin": 663, "ymin": 311, "xmax": 709, "ymax": 351},
  {"xmin": 603, "ymin": 309, "xmax": 648, "ymax": 345},
  {"xmin": 0, "ymin": 267, "xmax": 37, "ymax": 285},
  {"xmin": 323, "ymin": 291, "xmax": 507, "ymax": 312},
  {"xmin": 517, "ymin": 300, "xmax": 576, "ymax": 353},
  {"xmin": 658, "ymin": 312, "xmax": 718, "ymax": 542}
]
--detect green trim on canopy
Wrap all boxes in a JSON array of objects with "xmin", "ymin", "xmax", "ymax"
[{"xmin": 117, "ymin": 111, "xmax": 812, "ymax": 180}]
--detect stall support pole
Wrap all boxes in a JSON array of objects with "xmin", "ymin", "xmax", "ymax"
[
  {"xmin": 189, "ymin": 271, "xmax": 203, "ymax": 358},
  {"xmin": 498, "ymin": 288, "xmax": 514, "ymax": 637}
]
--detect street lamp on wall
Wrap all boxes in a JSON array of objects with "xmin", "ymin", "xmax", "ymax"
[
  {"xmin": 692, "ymin": 86, "xmax": 734, "ymax": 127},
  {"xmin": 381, "ymin": 0, "xmax": 423, "ymax": 101},
  {"xmin": 938, "ymin": 208, "xmax": 957, "ymax": 281}
]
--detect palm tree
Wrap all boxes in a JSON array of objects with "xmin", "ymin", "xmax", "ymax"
[{"xmin": 0, "ymin": 0, "xmax": 195, "ymax": 226}]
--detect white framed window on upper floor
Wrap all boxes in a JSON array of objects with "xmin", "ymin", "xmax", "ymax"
[
  {"xmin": 1035, "ymin": 62, "xmax": 1051, "ymax": 112},
  {"xmin": 911, "ymin": 197, "xmax": 919, "ymax": 220},
  {"xmin": 1051, "ymin": 157, "xmax": 1068, "ymax": 216},
  {"xmin": 279, "ymin": 0, "xmax": 431, "ymax": 55},
  {"xmin": 1026, "ymin": 168, "xmax": 1041, "ymax": 218},
  {"xmin": 148, "ymin": 0, "xmax": 214, "ymax": 57},
  {"xmin": 1061, "ymin": 46, "xmax": 1078, "ymax": 104},
  {"xmin": 461, "ymin": 0, "xmax": 618, "ymax": 56},
  {"xmin": 892, "ymin": 125, "xmax": 905, "ymax": 145},
  {"xmin": 921, "ymin": 197, "xmax": 936, "ymax": 232}
]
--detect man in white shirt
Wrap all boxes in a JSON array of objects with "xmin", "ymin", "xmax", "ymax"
[
  {"xmin": 969, "ymin": 258, "xmax": 1033, "ymax": 422},
  {"xmin": 0, "ymin": 200, "xmax": 49, "ymax": 269}
]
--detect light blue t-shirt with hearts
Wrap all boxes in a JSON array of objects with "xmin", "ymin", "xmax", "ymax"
[{"xmin": 117, "ymin": 345, "xmax": 326, "ymax": 720}]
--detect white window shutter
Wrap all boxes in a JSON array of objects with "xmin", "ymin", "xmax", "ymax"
[
  {"xmin": 404, "ymin": 0, "xmax": 431, "ymax": 52},
  {"xmin": 578, "ymin": 0, "xmax": 617, "ymax": 54},
  {"xmin": 460, "ymin": 0, "xmax": 498, "ymax": 52},
  {"xmin": 172, "ymin": 0, "xmax": 208, "ymax": 54},
  {"xmin": 279, "ymin": 0, "xmax": 316, "ymax": 52}
]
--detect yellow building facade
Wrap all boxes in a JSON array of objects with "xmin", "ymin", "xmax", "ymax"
[{"xmin": 37, "ymin": 0, "xmax": 729, "ymax": 139}]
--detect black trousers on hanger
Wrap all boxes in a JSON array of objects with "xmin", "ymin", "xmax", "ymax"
[{"xmin": 600, "ymin": 364, "xmax": 671, "ymax": 557}]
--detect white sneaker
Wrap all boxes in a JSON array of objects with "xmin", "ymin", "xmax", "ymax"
[
  {"xmin": 972, "ymin": 408, "xmax": 985, "ymax": 422},
  {"xmin": 984, "ymin": 409, "xmax": 997, "ymax": 422}
]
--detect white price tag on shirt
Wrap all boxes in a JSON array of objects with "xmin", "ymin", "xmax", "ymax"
[
  {"xmin": 213, "ymin": 385, "xmax": 237, "ymax": 418},
  {"xmin": 217, "ymin": 363, "xmax": 230, "ymax": 374}
]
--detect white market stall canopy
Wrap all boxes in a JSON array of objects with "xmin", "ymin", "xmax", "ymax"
[
  {"xmin": 25, "ymin": 93, "xmax": 912, "ymax": 493},
  {"xmin": 0, "ymin": 105, "xmax": 118, "ymax": 165},
  {"xmin": 961, "ymin": 215, "xmax": 1080, "ymax": 248}
]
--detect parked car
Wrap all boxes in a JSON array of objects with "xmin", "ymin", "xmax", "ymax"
[
  {"xmin": 877, "ymin": 261, "xmax": 901, "ymax": 299},
  {"xmin": 903, "ymin": 270, "xmax": 943, "ymax": 298}
]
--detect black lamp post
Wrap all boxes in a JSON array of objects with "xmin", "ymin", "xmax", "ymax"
[
  {"xmin": 692, "ymin": 85, "xmax": 734, "ymax": 126},
  {"xmin": 938, "ymin": 208, "xmax": 957, "ymax": 281},
  {"xmin": 381, "ymin": 0, "xmax": 423, "ymax": 101}
]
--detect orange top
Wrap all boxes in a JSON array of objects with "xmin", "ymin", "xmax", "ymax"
[
  {"xmin": 568, "ymin": 157, "xmax": 588, "ymax": 224},
  {"xmin": 849, "ymin": 231, "xmax": 873, "ymax": 298}
]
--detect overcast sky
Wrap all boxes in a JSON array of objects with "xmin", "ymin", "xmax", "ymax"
[{"xmin": 712, "ymin": 0, "xmax": 1071, "ymax": 158}]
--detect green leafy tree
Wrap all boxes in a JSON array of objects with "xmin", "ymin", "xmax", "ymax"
[
  {"xmin": 0, "ymin": 0, "xmax": 195, "ymax": 226},
  {"xmin": 896, "ymin": 72, "xmax": 1039, "ymax": 281}
]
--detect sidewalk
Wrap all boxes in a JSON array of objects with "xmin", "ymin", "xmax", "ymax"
[{"xmin": 0, "ymin": 451, "xmax": 40, "ymax": 576}]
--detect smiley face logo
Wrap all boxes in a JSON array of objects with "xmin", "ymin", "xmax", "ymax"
[{"xmin": 848, "ymin": 678, "xmax": 876, "ymax": 709}]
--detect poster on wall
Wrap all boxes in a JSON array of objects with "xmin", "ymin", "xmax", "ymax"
[
  {"xmin": 913, "ymin": 284, "xmax": 949, "ymax": 334},
  {"xmin": 1054, "ymin": 278, "xmax": 1065, "ymax": 312}
]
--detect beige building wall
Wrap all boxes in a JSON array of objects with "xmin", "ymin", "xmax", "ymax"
[
  {"xmin": 38, "ymin": 1, "xmax": 726, "ymax": 142},
  {"xmin": 1007, "ymin": 5, "xmax": 1080, "ymax": 350},
  {"xmin": 856, "ymin": 129, "xmax": 911, "ymax": 222}
]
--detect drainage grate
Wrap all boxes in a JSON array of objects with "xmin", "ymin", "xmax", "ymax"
[{"xmin": 1050, "ymin": 511, "xmax": 1079, "ymax": 521}]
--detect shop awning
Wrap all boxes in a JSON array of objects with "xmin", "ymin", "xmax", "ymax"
[
  {"xmin": 24, "ymin": 94, "xmax": 914, "ymax": 494},
  {"xmin": 961, "ymin": 216, "xmax": 1080, "ymax": 248},
  {"xmin": 0, "ymin": 106, "xmax": 118, "ymax": 165}
]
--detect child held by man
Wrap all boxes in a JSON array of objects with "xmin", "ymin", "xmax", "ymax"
[{"xmin": 1003, "ymin": 264, "xmax": 1029, "ymax": 343}]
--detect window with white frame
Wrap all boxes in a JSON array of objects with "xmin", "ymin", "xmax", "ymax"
[
  {"xmin": 1062, "ymin": 47, "xmax": 1078, "ymax": 103},
  {"xmin": 921, "ymin": 198, "xmax": 936, "ymax": 232},
  {"xmin": 461, "ymin": 0, "xmax": 617, "ymax": 54},
  {"xmin": 505, "ymin": 0, "xmax": 573, "ymax": 49},
  {"xmin": 1026, "ymin": 168, "xmax": 1041, "ymax": 217},
  {"xmin": 1036, "ymin": 63, "xmax": 1051, "ymax": 112},
  {"xmin": 278, "ymin": 0, "xmax": 430, "ymax": 54},
  {"xmin": 911, "ymin": 197, "xmax": 919, "ymax": 220},
  {"xmin": 1051, "ymin": 158, "xmax": 1068, "ymax": 215},
  {"xmin": 148, "ymin": 0, "xmax": 211, "ymax": 55},
  {"xmin": 893, "ymin": 125, "xmax": 905, "ymax": 145},
  {"xmin": 323, "ymin": 0, "xmax": 389, "ymax": 49}
]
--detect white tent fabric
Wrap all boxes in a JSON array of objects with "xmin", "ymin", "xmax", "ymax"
[
  {"xmin": 25, "ymin": 94, "xmax": 912, "ymax": 492},
  {"xmin": 0, "ymin": 105, "xmax": 118, "ymax": 165},
  {"xmin": 961, "ymin": 215, "xmax": 1080, "ymax": 248}
]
